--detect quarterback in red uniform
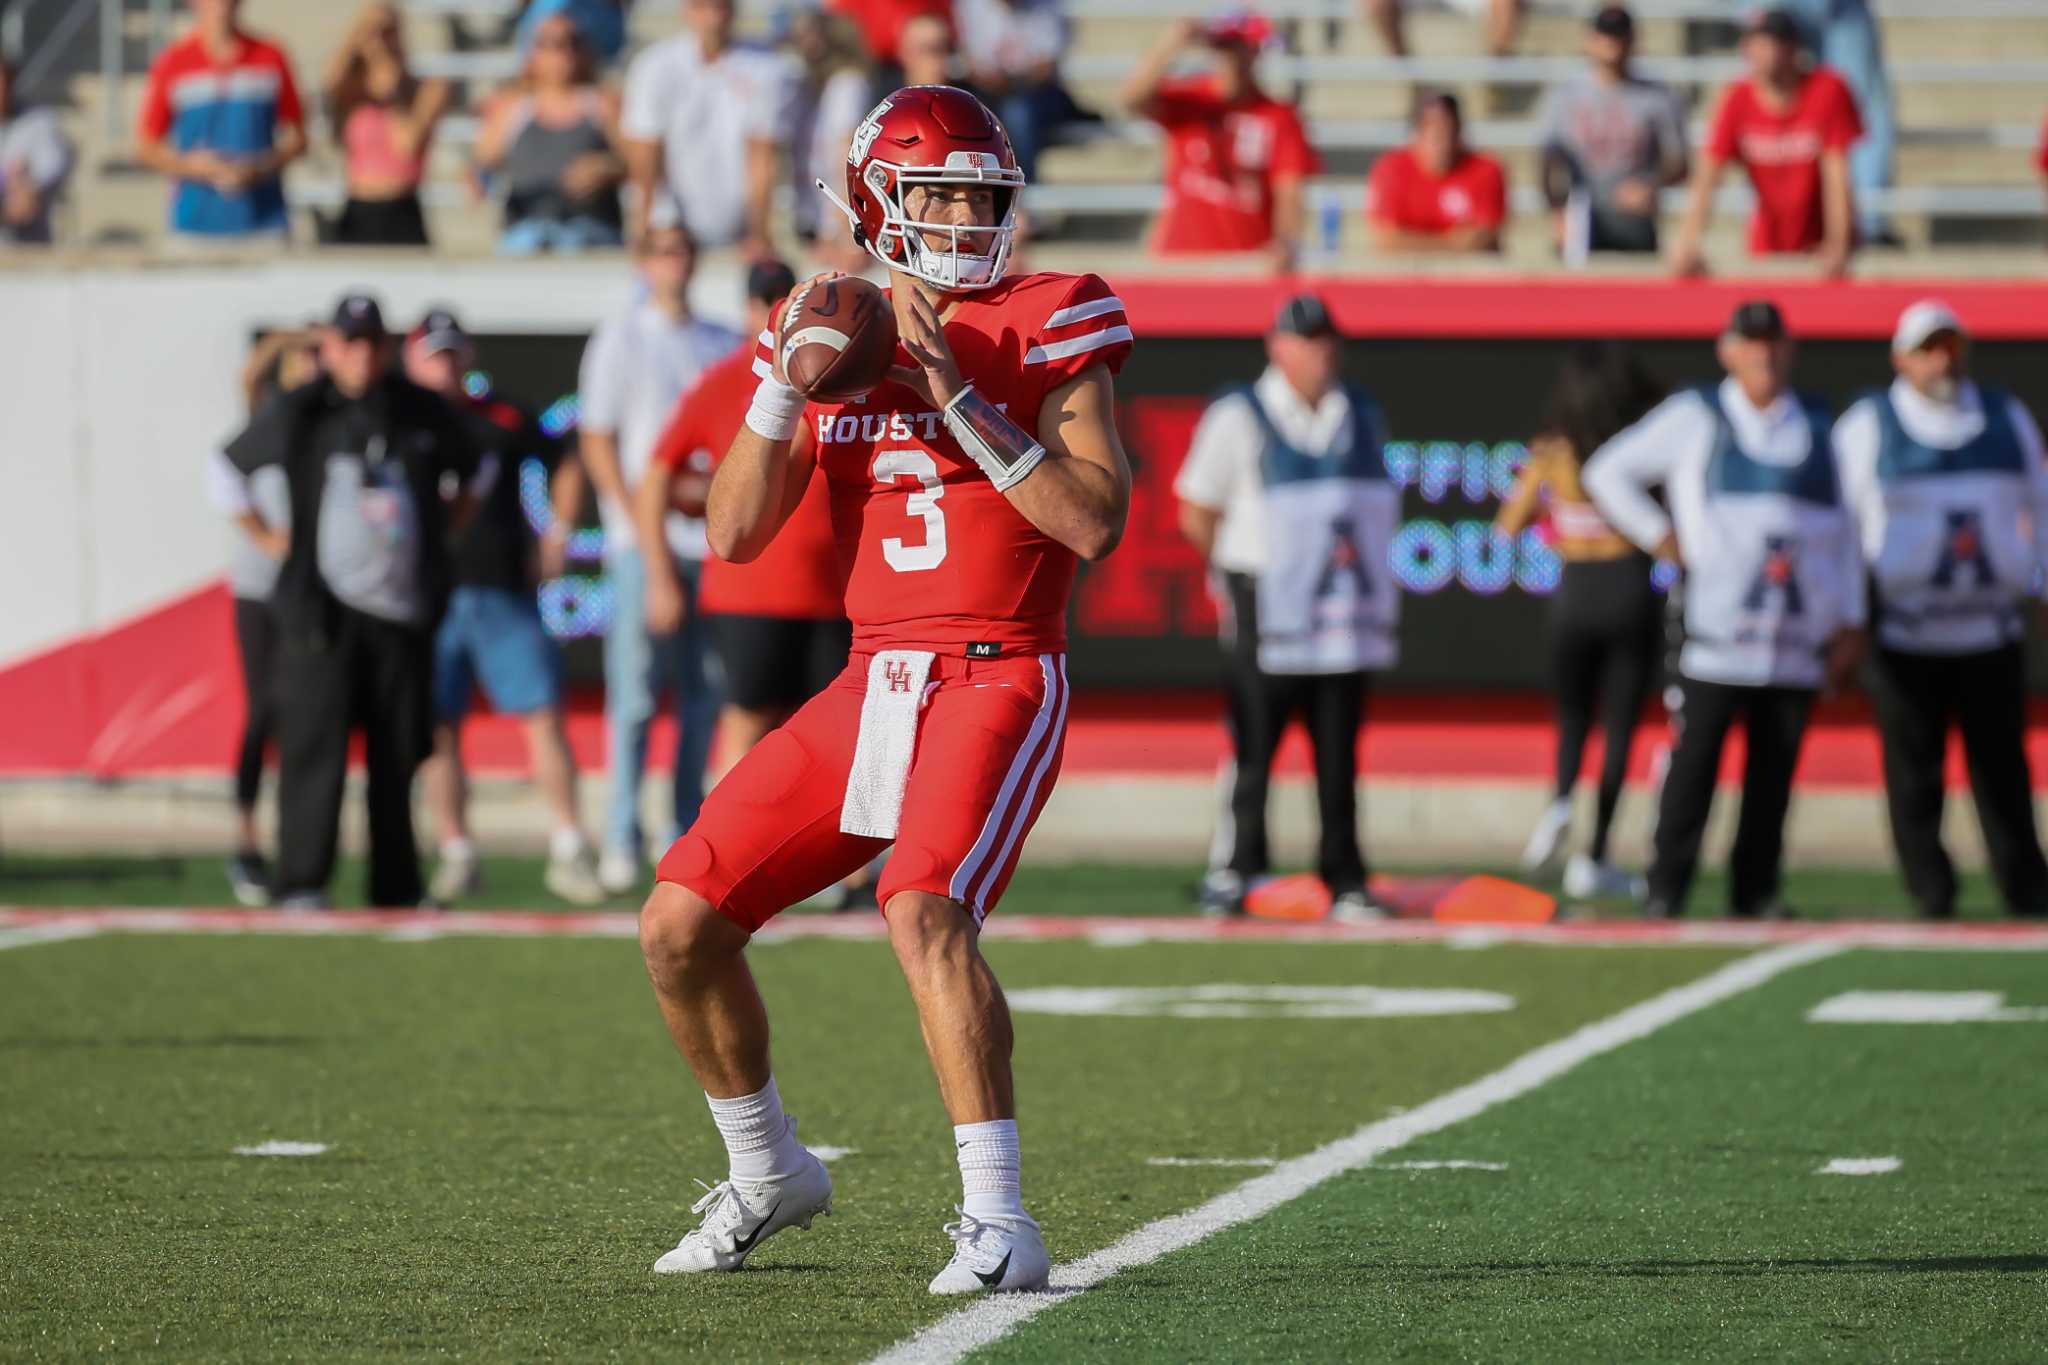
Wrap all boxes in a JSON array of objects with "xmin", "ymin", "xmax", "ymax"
[{"xmin": 635, "ymin": 86, "xmax": 1134, "ymax": 1293}]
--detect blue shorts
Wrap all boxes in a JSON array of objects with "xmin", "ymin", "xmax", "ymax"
[{"xmin": 433, "ymin": 585, "xmax": 563, "ymax": 722}]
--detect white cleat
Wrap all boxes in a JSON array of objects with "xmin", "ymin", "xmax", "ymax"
[
  {"xmin": 1562, "ymin": 854, "xmax": 1648, "ymax": 902},
  {"xmin": 652, "ymin": 1152, "xmax": 833, "ymax": 1275},
  {"xmin": 1520, "ymin": 798, "xmax": 1573, "ymax": 873},
  {"xmin": 927, "ymin": 1210, "xmax": 1051, "ymax": 1295},
  {"xmin": 597, "ymin": 847, "xmax": 641, "ymax": 896}
]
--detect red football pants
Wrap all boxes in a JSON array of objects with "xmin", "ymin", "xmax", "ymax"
[{"xmin": 656, "ymin": 651, "xmax": 1070, "ymax": 931}]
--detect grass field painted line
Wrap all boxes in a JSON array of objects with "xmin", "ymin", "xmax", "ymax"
[
  {"xmin": 5, "ymin": 907, "xmax": 2048, "ymax": 950},
  {"xmin": 866, "ymin": 939, "xmax": 1848, "ymax": 1365},
  {"xmin": 0, "ymin": 921, "xmax": 102, "ymax": 952}
]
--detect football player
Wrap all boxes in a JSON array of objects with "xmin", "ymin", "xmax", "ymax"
[{"xmin": 635, "ymin": 85, "xmax": 1134, "ymax": 1293}]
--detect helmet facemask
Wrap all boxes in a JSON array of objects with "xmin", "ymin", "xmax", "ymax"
[{"xmin": 822, "ymin": 150, "xmax": 1024, "ymax": 292}]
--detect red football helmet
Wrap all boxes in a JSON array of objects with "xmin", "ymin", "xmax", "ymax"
[{"xmin": 820, "ymin": 85, "xmax": 1025, "ymax": 292}]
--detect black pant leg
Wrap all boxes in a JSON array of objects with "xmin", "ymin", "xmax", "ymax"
[
  {"xmin": 1228, "ymin": 667, "xmax": 1300, "ymax": 883},
  {"xmin": 1649, "ymin": 676, "xmax": 1741, "ymax": 913},
  {"xmin": 1306, "ymin": 670, "xmax": 1369, "ymax": 892},
  {"xmin": 1211, "ymin": 574, "xmax": 1264, "ymax": 874},
  {"xmin": 358, "ymin": 618, "xmax": 429, "ymax": 908},
  {"xmin": 1550, "ymin": 621, "xmax": 1603, "ymax": 802},
  {"xmin": 232, "ymin": 596, "xmax": 279, "ymax": 815},
  {"xmin": 1727, "ymin": 686, "xmax": 1817, "ymax": 915},
  {"xmin": 1867, "ymin": 647, "xmax": 1959, "ymax": 917},
  {"xmin": 1589, "ymin": 615, "xmax": 1658, "ymax": 862},
  {"xmin": 272, "ymin": 620, "xmax": 355, "ymax": 900},
  {"xmin": 1954, "ymin": 644, "xmax": 2048, "ymax": 915}
]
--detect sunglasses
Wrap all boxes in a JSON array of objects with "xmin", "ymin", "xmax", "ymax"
[{"xmin": 533, "ymin": 32, "xmax": 579, "ymax": 51}]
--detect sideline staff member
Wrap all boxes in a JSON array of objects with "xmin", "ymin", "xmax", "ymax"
[
  {"xmin": 1835, "ymin": 300, "xmax": 2048, "ymax": 919},
  {"xmin": 1176, "ymin": 294, "xmax": 1401, "ymax": 921},
  {"xmin": 1584, "ymin": 300, "xmax": 1864, "ymax": 918},
  {"xmin": 216, "ymin": 293, "xmax": 483, "ymax": 907}
]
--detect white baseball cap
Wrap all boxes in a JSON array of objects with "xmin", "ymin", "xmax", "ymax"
[{"xmin": 1892, "ymin": 299, "xmax": 1966, "ymax": 353}]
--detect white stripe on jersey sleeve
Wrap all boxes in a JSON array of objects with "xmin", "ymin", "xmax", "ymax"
[
  {"xmin": 1043, "ymin": 296, "xmax": 1126, "ymax": 329},
  {"xmin": 1023, "ymin": 324, "xmax": 1135, "ymax": 366},
  {"xmin": 752, "ymin": 356, "xmax": 776, "ymax": 380}
]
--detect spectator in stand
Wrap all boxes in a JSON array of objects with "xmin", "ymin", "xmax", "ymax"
[
  {"xmin": 577, "ymin": 220, "xmax": 740, "ymax": 894},
  {"xmin": 473, "ymin": 10, "xmax": 626, "ymax": 254},
  {"xmin": 1366, "ymin": 91, "xmax": 1506, "ymax": 254},
  {"xmin": 956, "ymin": 0, "xmax": 1076, "ymax": 183},
  {"xmin": 1778, "ymin": 0, "xmax": 1894, "ymax": 245},
  {"xmin": 828, "ymin": 0, "xmax": 951, "ymax": 74},
  {"xmin": 1122, "ymin": 12, "xmax": 1319, "ymax": 274},
  {"xmin": 516, "ymin": 0, "xmax": 632, "ymax": 67},
  {"xmin": 896, "ymin": 13, "xmax": 957, "ymax": 88},
  {"xmin": 2038, "ymin": 111, "xmax": 2047, "ymax": 222},
  {"xmin": 1669, "ymin": 8, "xmax": 1860, "ymax": 279},
  {"xmin": 403, "ymin": 311, "xmax": 603, "ymax": 906},
  {"xmin": 211, "ymin": 327, "xmax": 321, "ymax": 906},
  {"xmin": 1537, "ymin": 5, "xmax": 1687, "ymax": 258},
  {"xmin": 213, "ymin": 293, "xmax": 486, "ymax": 909},
  {"xmin": 0, "ymin": 52, "xmax": 74, "ymax": 245},
  {"xmin": 323, "ymin": 3, "xmax": 451, "ymax": 247},
  {"xmin": 1364, "ymin": 0, "xmax": 1522, "ymax": 61},
  {"xmin": 786, "ymin": 10, "xmax": 874, "ymax": 274},
  {"xmin": 622, "ymin": 0, "xmax": 798, "ymax": 252},
  {"xmin": 136, "ymin": 0, "xmax": 308, "ymax": 242}
]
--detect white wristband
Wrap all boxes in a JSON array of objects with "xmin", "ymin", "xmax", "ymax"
[
  {"xmin": 744, "ymin": 375, "xmax": 806, "ymax": 442},
  {"xmin": 942, "ymin": 382, "xmax": 1046, "ymax": 492}
]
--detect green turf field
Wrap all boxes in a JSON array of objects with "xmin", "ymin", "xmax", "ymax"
[{"xmin": 3, "ymin": 884, "xmax": 2045, "ymax": 1362}]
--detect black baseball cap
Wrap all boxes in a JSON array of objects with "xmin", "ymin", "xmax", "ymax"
[
  {"xmin": 1273, "ymin": 293, "xmax": 1340, "ymax": 339},
  {"xmin": 1743, "ymin": 7, "xmax": 1801, "ymax": 43},
  {"xmin": 1726, "ymin": 298, "xmax": 1788, "ymax": 341},
  {"xmin": 1589, "ymin": 4, "xmax": 1634, "ymax": 39},
  {"xmin": 746, "ymin": 258, "xmax": 798, "ymax": 307},
  {"xmin": 410, "ymin": 307, "xmax": 469, "ymax": 356},
  {"xmin": 330, "ymin": 292, "xmax": 387, "ymax": 341}
]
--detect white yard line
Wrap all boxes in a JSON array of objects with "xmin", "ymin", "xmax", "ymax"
[
  {"xmin": 866, "ymin": 939, "xmax": 1846, "ymax": 1365},
  {"xmin": 0, "ymin": 922, "xmax": 102, "ymax": 952}
]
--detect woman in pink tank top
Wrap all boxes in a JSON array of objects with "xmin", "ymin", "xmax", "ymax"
[{"xmin": 322, "ymin": 2, "xmax": 450, "ymax": 246}]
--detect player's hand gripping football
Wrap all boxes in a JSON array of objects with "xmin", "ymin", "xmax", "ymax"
[{"xmin": 888, "ymin": 287, "xmax": 966, "ymax": 410}]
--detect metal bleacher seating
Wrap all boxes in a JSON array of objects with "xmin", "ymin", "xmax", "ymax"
[{"xmin": 3, "ymin": 0, "xmax": 2042, "ymax": 268}]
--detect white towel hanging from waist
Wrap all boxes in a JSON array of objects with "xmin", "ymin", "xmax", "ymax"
[{"xmin": 840, "ymin": 649, "xmax": 936, "ymax": 838}]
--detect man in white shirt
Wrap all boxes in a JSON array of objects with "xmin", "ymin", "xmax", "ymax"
[
  {"xmin": 1175, "ymin": 295, "xmax": 1401, "ymax": 923},
  {"xmin": 621, "ymin": 0, "xmax": 797, "ymax": 251},
  {"xmin": 1584, "ymin": 300, "xmax": 1865, "ymax": 919},
  {"xmin": 579, "ymin": 222, "xmax": 743, "ymax": 892},
  {"xmin": 1834, "ymin": 300, "xmax": 2048, "ymax": 919}
]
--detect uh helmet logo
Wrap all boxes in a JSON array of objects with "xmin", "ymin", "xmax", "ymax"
[
  {"xmin": 1742, "ymin": 534, "xmax": 1805, "ymax": 614},
  {"xmin": 1930, "ymin": 508, "xmax": 1996, "ymax": 590}
]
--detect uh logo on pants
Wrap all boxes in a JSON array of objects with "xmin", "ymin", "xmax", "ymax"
[{"xmin": 1931, "ymin": 509, "xmax": 1996, "ymax": 590}]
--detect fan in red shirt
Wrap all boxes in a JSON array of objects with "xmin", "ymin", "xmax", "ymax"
[
  {"xmin": 1365, "ymin": 91, "xmax": 1507, "ymax": 253},
  {"xmin": 635, "ymin": 86, "xmax": 1135, "ymax": 1296},
  {"xmin": 1670, "ymin": 7, "xmax": 1861, "ymax": 277},
  {"xmin": 1121, "ymin": 11, "xmax": 1319, "ymax": 272},
  {"xmin": 828, "ymin": 0, "xmax": 951, "ymax": 66},
  {"xmin": 637, "ymin": 258, "xmax": 852, "ymax": 770}
]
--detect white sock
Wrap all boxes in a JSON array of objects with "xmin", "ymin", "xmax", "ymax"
[
  {"xmin": 548, "ymin": 826, "xmax": 587, "ymax": 861},
  {"xmin": 441, "ymin": 836, "xmax": 475, "ymax": 861},
  {"xmin": 954, "ymin": 1119, "xmax": 1027, "ymax": 1222},
  {"xmin": 705, "ymin": 1078, "xmax": 807, "ymax": 1184}
]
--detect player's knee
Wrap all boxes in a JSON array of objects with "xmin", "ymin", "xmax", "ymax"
[
  {"xmin": 885, "ymin": 890, "xmax": 977, "ymax": 976},
  {"xmin": 639, "ymin": 881, "xmax": 741, "ymax": 984}
]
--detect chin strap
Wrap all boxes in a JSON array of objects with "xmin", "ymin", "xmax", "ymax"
[{"xmin": 943, "ymin": 383, "xmax": 1045, "ymax": 492}]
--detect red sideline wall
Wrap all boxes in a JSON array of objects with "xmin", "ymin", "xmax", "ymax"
[{"xmin": 6, "ymin": 277, "xmax": 2047, "ymax": 784}]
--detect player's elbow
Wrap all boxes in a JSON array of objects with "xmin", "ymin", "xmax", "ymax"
[
  {"xmin": 706, "ymin": 513, "xmax": 758, "ymax": 565},
  {"xmin": 1072, "ymin": 517, "xmax": 1123, "ymax": 563}
]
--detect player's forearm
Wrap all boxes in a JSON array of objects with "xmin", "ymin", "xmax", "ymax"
[
  {"xmin": 1004, "ymin": 456, "xmax": 1128, "ymax": 562},
  {"xmin": 705, "ymin": 428, "xmax": 797, "ymax": 563}
]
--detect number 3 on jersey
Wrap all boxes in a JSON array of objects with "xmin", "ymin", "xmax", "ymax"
[{"xmin": 875, "ymin": 448, "xmax": 948, "ymax": 573}]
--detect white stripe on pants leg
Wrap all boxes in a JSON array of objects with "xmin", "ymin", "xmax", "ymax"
[{"xmin": 948, "ymin": 654, "xmax": 1061, "ymax": 905}]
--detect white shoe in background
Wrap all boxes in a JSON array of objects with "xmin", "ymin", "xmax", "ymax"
[
  {"xmin": 1520, "ymin": 799, "xmax": 1573, "ymax": 872},
  {"xmin": 598, "ymin": 847, "xmax": 641, "ymax": 896},
  {"xmin": 545, "ymin": 843, "xmax": 605, "ymax": 905},
  {"xmin": 1563, "ymin": 854, "xmax": 1647, "ymax": 901},
  {"xmin": 927, "ymin": 1210, "xmax": 1051, "ymax": 1295},
  {"xmin": 428, "ymin": 843, "xmax": 481, "ymax": 903}
]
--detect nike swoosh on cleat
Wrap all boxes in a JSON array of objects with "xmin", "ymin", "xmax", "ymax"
[
  {"xmin": 974, "ymin": 1250, "xmax": 1012, "ymax": 1288},
  {"xmin": 729, "ymin": 1200, "xmax": 781, "ymax": 1255}
]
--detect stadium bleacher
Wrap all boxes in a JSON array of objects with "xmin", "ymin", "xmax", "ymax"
[{"xmin": 1, "ymin": 0, "xmax": 2040, "ymax": 265}]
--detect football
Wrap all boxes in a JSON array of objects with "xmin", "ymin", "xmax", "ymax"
[{"xmin": 777, "ymin": 275, "xmax": 898, "ymax": 403}]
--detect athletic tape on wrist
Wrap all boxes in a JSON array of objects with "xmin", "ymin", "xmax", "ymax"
[
  {"xmin": 745, "ymin": 376, "xmax": 806, "ymax": 442},
  {"xmin": 943, "ymin": 383, "xmax": 1045, "ymax": 491}
]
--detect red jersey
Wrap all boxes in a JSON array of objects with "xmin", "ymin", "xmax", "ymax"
[
  {"xmin": 751, "ymin": 271, "xmax": 1132, "ymax": 655},
  {"xmin": 654, "ymin": 347, "xmax": 846, "ymax": 621},
  {"xmin": 1147, "ymin": 78, "xmax": 1319, "ymax": 254},
  {"xmin": 827, "ymin": 0, "xmax": 951, "ymax": 64},
  {"xmin": 1705, "ymin": 66, "xmax": 1862, "ymax": 254},
  {"xmin": 1364, "ymin": 146, "xmax": 1507, "ymax": 236}
]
